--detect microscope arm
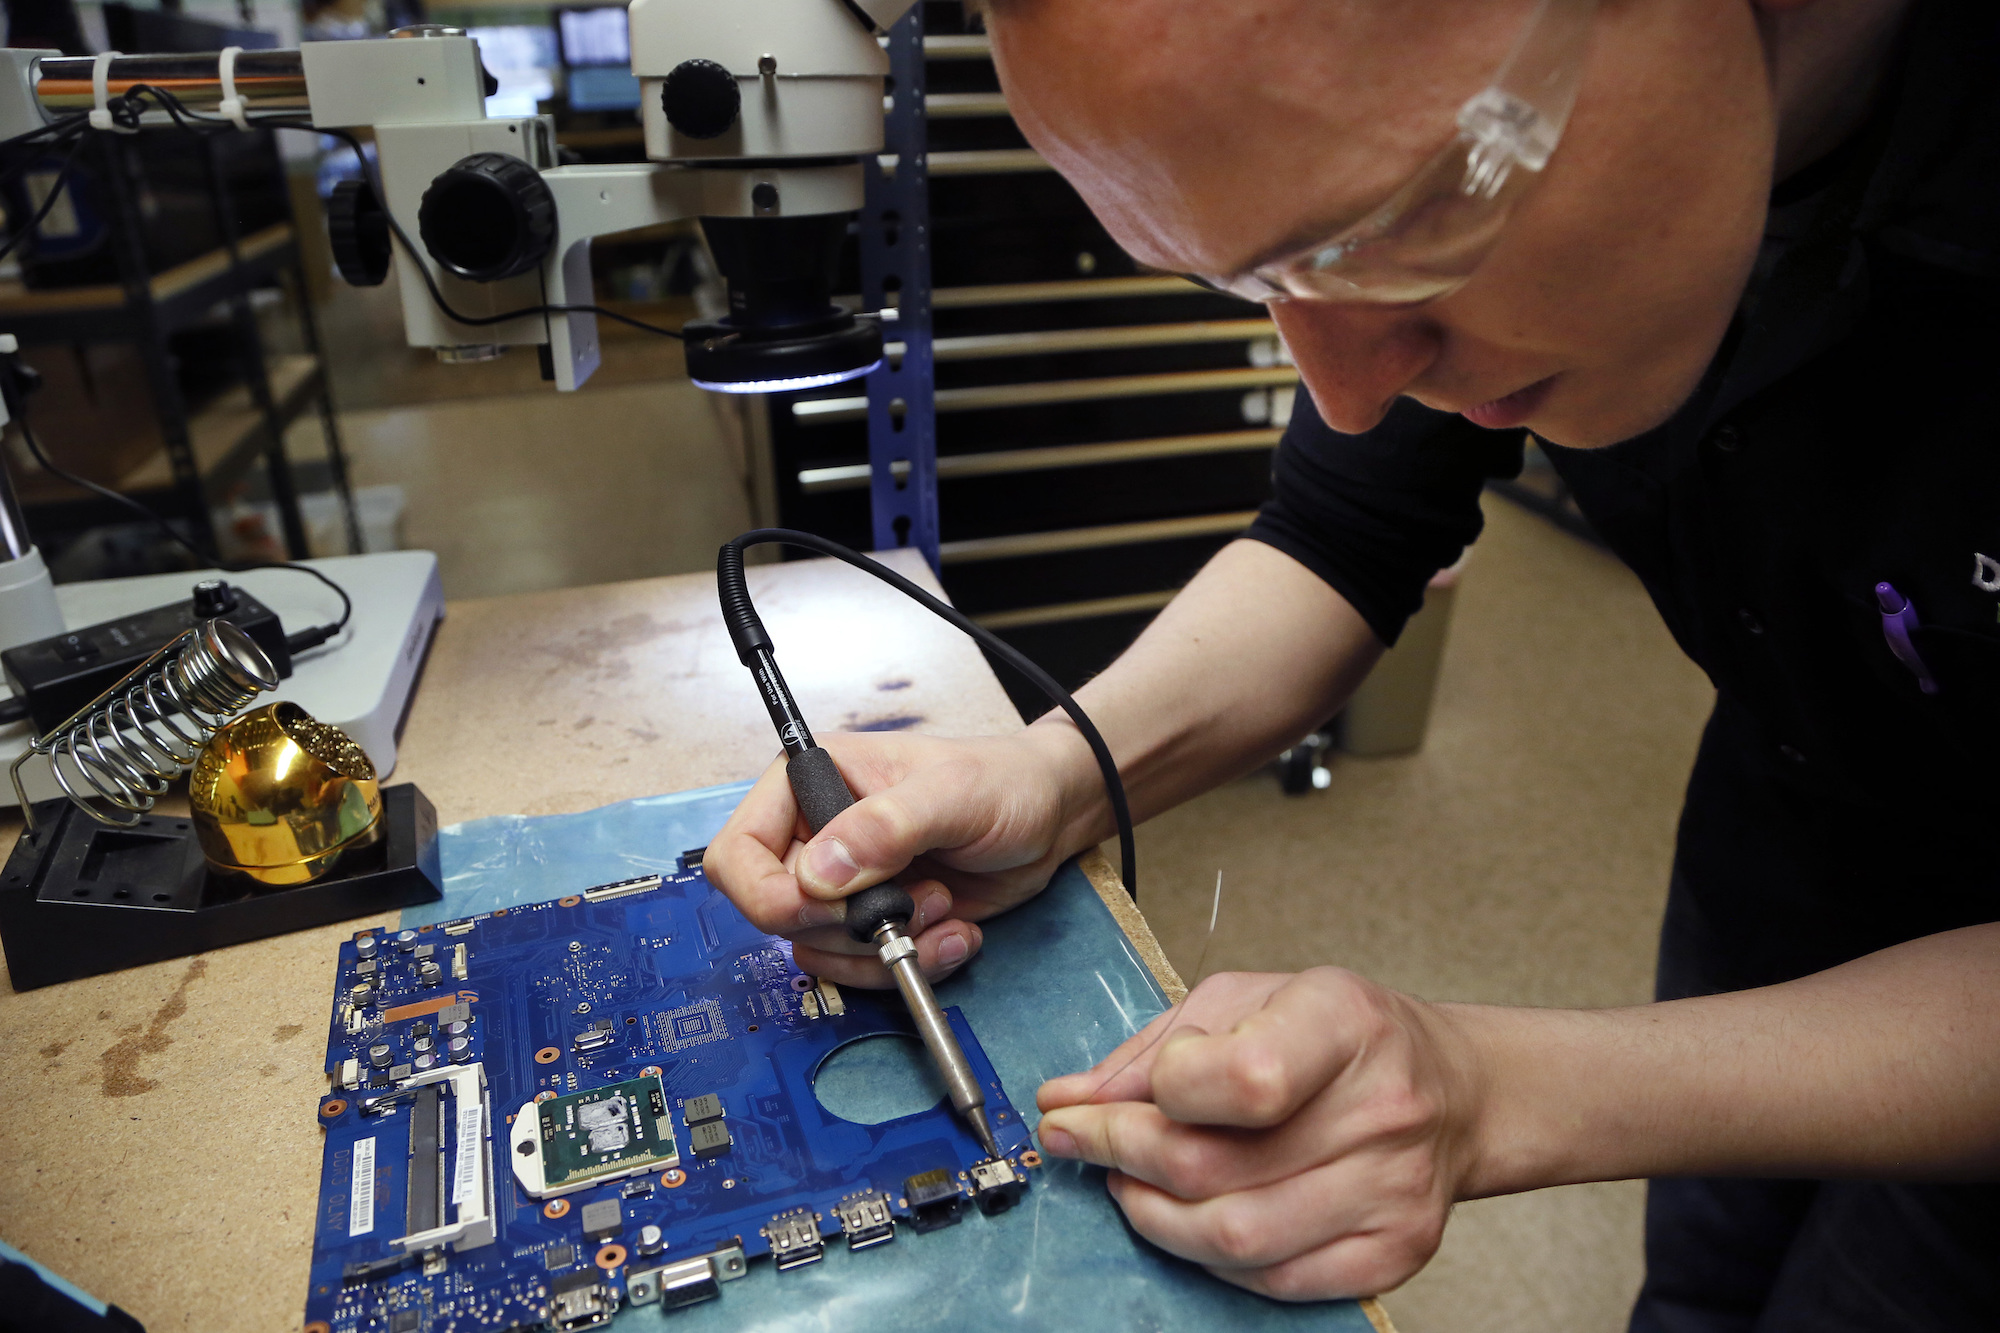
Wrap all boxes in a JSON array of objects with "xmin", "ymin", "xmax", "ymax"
[
  {"xmin": 3, "ymin": 0, "xmax": 916, "ymax": 391},
  {"xmin": 539, "ymin": 161, "xmax": 864, "ymax": 390}
]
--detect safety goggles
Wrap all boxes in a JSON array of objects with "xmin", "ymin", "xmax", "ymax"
[{"xmin": 1193, "ymin": 0, "xmax": 1596, "ymax": 306}]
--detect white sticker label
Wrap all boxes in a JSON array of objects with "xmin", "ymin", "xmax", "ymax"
[
  {"xmin": 348, "ymin": 1137, "xmax": 376, "ymax": 1237},
  {"xmin": 451, "ymin": 1098, "xmax": 482, "ymax": 1208}
]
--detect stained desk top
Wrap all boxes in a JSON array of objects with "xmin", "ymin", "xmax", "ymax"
[
  {"xmin": 0, "ymin": 551, "xmax": 1392, "ymax": 1333},
  {"xmin": 0, "ymin": 552, "xmax": 1184, "ymax": 1330}
]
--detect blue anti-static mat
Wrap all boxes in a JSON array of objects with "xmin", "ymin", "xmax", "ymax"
[{"xmin": 402, "ymin": 784, "xmax": 1379, "ymax": 1331}]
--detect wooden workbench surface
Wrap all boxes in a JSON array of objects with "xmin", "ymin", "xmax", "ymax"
[{"xmin": 0, "ymin": 551, "xmax": 1168, "ymax": 1331}]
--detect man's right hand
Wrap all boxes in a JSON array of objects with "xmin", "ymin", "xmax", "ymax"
[
  {"xmin": 707, "ymin": 541, "xmax": 1383, "ymax": 989},
  {"xmin": 703, "ymin": 723, "xmax": 1102, "ymax": 989}
]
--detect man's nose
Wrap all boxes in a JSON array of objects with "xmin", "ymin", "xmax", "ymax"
[{"xmin": 1270, "ymin": 302, "xmax": 1442, "ymax": 435}]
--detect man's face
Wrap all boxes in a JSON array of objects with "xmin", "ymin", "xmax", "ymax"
[{"xmin": 990, "ymin": 0, "xmax": 1777, "ymax": 448}]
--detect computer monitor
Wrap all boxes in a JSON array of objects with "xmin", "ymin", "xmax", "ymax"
[
  {"xmin": 469, "ymin": 24, "xmax": 558, "ymax": 117},
  {"xmin": 557, "ymin": 7, "xmax": 630, "ymax": 66},
  {"xmin": 556, "ymin": 7, "xmax": 641, "ymax": 112}
]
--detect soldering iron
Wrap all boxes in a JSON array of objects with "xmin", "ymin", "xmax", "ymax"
[{"xmin": 718, "ymin": 529, "xmax": 1136, "ymax": 1159}]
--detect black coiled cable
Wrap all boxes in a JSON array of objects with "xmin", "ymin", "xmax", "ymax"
[{"xmin": 717, "ymin": 529, "xmax": 1138, "ymax": 899}]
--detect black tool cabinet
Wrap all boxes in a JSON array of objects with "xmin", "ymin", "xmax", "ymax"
[{"xmin": 759, "ymin": 1, "xmax": 1299, "ymax": 716}]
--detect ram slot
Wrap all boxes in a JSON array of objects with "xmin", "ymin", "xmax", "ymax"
[{"xmin": 407, "ymin": 1084, "xmax": 445, "ymax": 1237}]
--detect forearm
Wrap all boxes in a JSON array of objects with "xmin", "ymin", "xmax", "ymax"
[
  {"xmin": 1026, "ymin": 538, "xmax": 1384, "ymax": 857},
  {"xmin": 1450, "ymin": 923, "xmax": 2000, "ymax": 1195}
]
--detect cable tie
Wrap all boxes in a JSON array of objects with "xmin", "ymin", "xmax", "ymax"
[
  {"xmin": 216, "ymin": 47, "xmax": 249, "ymax": 129},
  {"xmin": 89, "ymin": 52, "xmax": 135, "ymax": 133}
]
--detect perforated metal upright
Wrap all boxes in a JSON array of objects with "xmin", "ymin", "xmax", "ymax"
[{"xmin": 858, "ymin": 5, "xmax": 939, "ymax": 570}]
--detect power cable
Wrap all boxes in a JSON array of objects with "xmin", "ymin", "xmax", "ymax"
[{"xmin": 13, "ymin": 414, "xmax": 353, "ymax": 650}]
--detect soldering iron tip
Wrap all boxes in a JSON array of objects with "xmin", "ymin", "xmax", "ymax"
[{"xmin": 967, "ymin": 1106, "xmax": 999, "ymax": 1159}]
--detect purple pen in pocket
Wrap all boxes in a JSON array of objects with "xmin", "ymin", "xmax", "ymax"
[{"xmin": 1875, "ymin": 582, "xmax": 1939, "ymax": 695}]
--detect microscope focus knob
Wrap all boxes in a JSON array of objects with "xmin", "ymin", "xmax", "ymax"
[
  {"xmin": 661, "ymin": 59, "xmax": 741, "ymax": 140},
  {"xmin": 417, "ymin": 152, "xmax": 557, "ymax": 284},
  {"xmin": 326, "ymin": 178, "xmax": 391, "ymax": 287}
]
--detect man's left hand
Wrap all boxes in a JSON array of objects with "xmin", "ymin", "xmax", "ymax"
[{"xmin": 1035, "ymin": 968, "xmax": 1478, "ymax": 1301}]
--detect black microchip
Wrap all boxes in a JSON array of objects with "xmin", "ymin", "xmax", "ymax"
[
  {"xmin": 544, "ymin": 1244, "xmax": 575, "ymax": 1270},
  {"xmin": 390, "ymin": 1312, "xmax": 420, "ymax": 1333},
  {"xmin": 903, "ymin": 1169, "xmax": 964, "ymax": 1233}
]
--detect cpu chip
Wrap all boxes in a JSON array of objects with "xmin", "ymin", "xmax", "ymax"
[{"xmin": 509, "ymin": 1074, "xmax": 679, "ymax": 1198}]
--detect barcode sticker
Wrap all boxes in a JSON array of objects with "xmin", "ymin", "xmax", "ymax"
[
  {"xmin": 451, "ymin": 1097, "xmax": 482, "ymax": 1208},
  {"xmin": 348, "ymin": 1137, "xmax": 376, "ymax": 1237}
]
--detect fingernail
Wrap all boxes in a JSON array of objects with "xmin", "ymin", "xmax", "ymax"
[
  {"xmin": 937, "ymin": 933, "xmax": 968, "ymax": 967},
  {"xmin": 1039, "ymin": 1124, "xmax": 1076, "ymax": 1157},
  {"xmin": 918, "ymin": 891, "xmax": 950, "ymax": 930},
  {"xmin": 801, "ymin": 838, "xmax": 859, "ymax": 893},
  {"xmin": 796, "ymin": 899, "xmax": 846, "ymax": 929}
]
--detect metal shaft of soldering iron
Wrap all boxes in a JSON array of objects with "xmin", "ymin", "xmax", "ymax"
[{"xmin": 746, "ymin": 646, "xmax": 1000, "ymax": 1159}]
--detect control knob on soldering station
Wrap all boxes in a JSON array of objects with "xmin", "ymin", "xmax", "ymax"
[{"xmin": 192, "ymin": 579, "xmax": 236, "ymax": 619}]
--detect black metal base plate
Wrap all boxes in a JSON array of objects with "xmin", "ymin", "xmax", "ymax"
[{"xmin": 0, "ymin": 783, "xmax": 442, "ymax": 991}]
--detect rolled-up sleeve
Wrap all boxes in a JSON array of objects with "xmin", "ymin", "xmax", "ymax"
[{"xmin": 1246, "ymin": 392, "xmax": 1524, "ymax": 646}]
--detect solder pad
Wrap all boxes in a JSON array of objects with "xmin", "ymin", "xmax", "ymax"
[
  {"xmin": 510, "ymin": 1075, "xmax": 678, "ymax": 1196},
  {"xmin": 304, "ymin": 852, "xmax": 1036, "ymax": 1333}
]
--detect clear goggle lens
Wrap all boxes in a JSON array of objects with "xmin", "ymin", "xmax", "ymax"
[{"xmin": 1196, "ymin": 0, "xmax": 1594, "ymax": 308}]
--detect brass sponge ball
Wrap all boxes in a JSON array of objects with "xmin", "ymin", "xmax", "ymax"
[{"xmin": 189, "ymin": 701, "xmax": 383, "ymax": 886}]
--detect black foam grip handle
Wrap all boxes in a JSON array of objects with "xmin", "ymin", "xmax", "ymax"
[
  {"xmin": 787, "ymin": 746, "xmax": 856, "ymax": 834},
  {"xmin": 785, "ymin": 748, "xmax": 916, "ymax": 943},
  {"xmin": 845, "ymin": 883, "xmax": 914, "ymax": 943}
]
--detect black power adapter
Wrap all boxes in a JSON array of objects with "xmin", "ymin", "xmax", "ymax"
[{"xmin": 0, "ymin": 579, "xmax": 293, "ymax": 734}]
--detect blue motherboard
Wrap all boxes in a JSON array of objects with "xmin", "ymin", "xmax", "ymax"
[{"xmin": 303, "ymin": 854, "xmax": 1035, "ymax": 1333}]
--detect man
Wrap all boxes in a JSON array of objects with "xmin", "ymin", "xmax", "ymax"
[{"xmin": 708, "ymin": 0, "xmax": 2000, "ymax": 1326}]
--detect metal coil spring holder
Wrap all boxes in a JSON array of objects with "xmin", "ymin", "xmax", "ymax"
[{"xmin": 10, "ymin": 619, "xmax": 280, "ymax": 832}]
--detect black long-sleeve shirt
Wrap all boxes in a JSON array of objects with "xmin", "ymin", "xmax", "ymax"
[{"xmin": 1248, "ymin": 1, "xmax": 2000, "ymax": 859}]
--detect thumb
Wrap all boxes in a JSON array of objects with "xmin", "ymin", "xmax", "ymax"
[{"xmin": 794, "ymin": 776, "xmax": 997, "ymax": 900}]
